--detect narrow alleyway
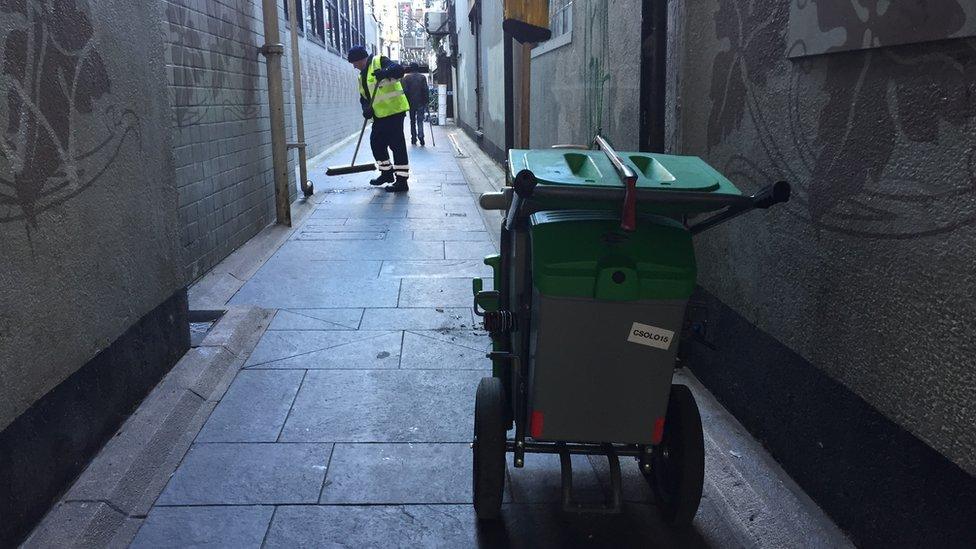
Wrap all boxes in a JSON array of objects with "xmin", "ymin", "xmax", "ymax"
[{"xmin": 114, "ymin": 125, "xmax": 848, "ymax": 548}]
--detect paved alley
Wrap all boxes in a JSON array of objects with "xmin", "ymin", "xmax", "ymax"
[{"xmin": 121, "ymin": 125, "xmax": 849, "ymax": 548}]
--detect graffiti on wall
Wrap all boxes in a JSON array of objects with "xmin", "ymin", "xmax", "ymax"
[
  {"xmin": 707, "ymin": 0, "xmax": 976, "ymax": 238},
  {"xmin": 1, "ymin": 0, "xmax": 139, "ymax": 225}
]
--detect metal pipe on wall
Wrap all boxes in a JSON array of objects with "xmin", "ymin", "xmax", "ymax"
[
  {"xmin": 259, "ymin": 0, "xmax": 292, "ymax": 226},
  {"xmin": 518, "ymin": 42, "xmax": 531, "ymax": 148},
  {"xmin": 286, "ymin": 0, "xmax": 314, "ymax": 198},
  {"xmin": 504, "ymin": 31, "xmax": 514, "ymax": 152}
]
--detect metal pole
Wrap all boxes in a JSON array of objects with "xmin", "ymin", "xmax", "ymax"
[
  {"xmin": 286, "ymin": 0, "xmax": 313, "ymax": 197},
  {"xmin": 519, "ymin": 42, "xmax": 531, "ymax": 148},
  {"xmin": 259, "ymin": 0, "xmax": 291, "ymax": 226},
  {"xmin": 503, "ymin": 31, "xmax": 514, "ymax": 152}
]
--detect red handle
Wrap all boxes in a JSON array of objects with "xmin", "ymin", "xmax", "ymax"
[{"xmin": 621, "ymin": 176, "xmax": 637, "ymax": 231}]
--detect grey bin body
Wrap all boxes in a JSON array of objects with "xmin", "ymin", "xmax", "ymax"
[{"xmin": 527, "ymin": 293, "xmax": 687, "ymax": 444}]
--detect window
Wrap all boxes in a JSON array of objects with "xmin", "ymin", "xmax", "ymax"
[
  {"xmin": 532, "ymin": 0, "xmax": 572, "ymax": 58},
  {"xmin": 549, "ymin": 0, "xmax": 572, "ymax": 38},
  {"xmin": 283, "ymin": 0, "xmax": 304, "ymax": 32},
  {"xmin": 309, "ymin": 0, "xmax": 326, "ymax": 42},
  {"xmin": 306, "ymin": 0, "xmax": 365, "ymax": 53}
]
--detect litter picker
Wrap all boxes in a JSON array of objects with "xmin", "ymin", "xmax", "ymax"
[{"xmin": 326, "ymin": 80, "xmax": 381, "ymax": 176}]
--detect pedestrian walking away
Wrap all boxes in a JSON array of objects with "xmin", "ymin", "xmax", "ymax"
[
  {"xmin": 347, "ymin": 45, "xmax": 410, "ymax": 193},
  {"xmin": 402, "ymin": 62, "xmax": 430, "ymax": 147}
]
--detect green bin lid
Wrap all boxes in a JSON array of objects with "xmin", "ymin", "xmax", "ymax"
[
  {"xmin": 509, "ymin": 149, "xmax": 741, "ymax": 195},
  {"xmin": 529, "ymin": 210, "xmax": 697, "ymax": 302}
]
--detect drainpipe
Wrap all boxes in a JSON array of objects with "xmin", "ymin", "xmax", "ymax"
[
  {"xmin": 503, "ymin": 31, "xmax": 514, "ymax": 152},
  {"xmin": 259, "ymin": 0, "xmax": 291, "ymax": 226},
  {"xmin": 286, "ymin": 0, "xmax": 314, "ymax": 197},
  {"xmin": 518, "ymin": 42, "xmax": 531, "ymax": 148}
]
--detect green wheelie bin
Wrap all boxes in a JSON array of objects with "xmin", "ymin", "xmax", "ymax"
[{"xmin": 471, "ymin": 136, "xmax": 791, "ymax": 526}]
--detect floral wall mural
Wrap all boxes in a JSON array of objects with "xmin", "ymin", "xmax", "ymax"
[
  {"xmin": 677, "ymin": 0, "xmax": 976, "ymax": 476},
  {"xmin": 0, "ymin": 0, "xmax": 139, "ymax": 225},
  {"xmin": 706, "ymin": 0, "xmax": 976, "ymax": 238}
]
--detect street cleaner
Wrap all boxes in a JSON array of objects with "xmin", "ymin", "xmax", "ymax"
[{"xmin": 347, "ymin": 46, "xmax": 410, "ymax": 193}]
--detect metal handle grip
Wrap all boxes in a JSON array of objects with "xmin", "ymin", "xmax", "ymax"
[
  {"xmin": 593, "ymin": 135, "xmax": 639, "ymax": 231},
  {"xmin": 505, "ymin": 169, "xmax": 537, "ymax": 230}
]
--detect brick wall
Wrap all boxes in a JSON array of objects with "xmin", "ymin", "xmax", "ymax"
[{"xmin": 163, "ymin": 0, "xmax": 362, "ymax": 281}]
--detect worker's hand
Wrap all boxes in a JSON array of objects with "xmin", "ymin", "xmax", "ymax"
[
  {"xmin": 373, "ymin": 68, "xmax": 387, "ymax": 80},
  {"xmin": 362, "ymin": 106, "xmax": 374, "ymax": 119}
]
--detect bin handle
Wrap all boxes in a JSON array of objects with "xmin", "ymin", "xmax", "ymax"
[{"xmin": 593, "ymin": 135, "xmax": 638, "ymax": 232}]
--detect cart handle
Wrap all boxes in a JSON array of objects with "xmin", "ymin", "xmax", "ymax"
[
  {"xmin": 593, "ymin": 135, "xmax": 638, "ymax": 232},
  {"xmin": 505, "ymin": 169, "xmax": 538, "ymax": 230}
]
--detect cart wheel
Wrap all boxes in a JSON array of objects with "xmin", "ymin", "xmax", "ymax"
[
  {"xmin": 473, "ymin": 377, "xmax": 506, "ymax": 520},
  {"xmin": 646, "ymin": 384, "xmax": 704, "ymax": 527}
]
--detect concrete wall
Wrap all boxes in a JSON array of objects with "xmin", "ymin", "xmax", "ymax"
[
  {"xmin": 454, "ymin": 2, "xmax": 478, "ymax": 135},
  {"xmin": 0, "ymin": 0, "xmax": 182, "ymax": 433},
  {"xmin": 454, "ymin": 0, "xmax": 642, "ymax": 155},
  {"xmin": 0, "ymin": 1, "xmax": 189, "ymax": 543},
  {"xmin": 164, "ymin": 0, "xmax": 362, "ymax": 281},
  {"xmin": 529, "ymin": 0, "xmax": 642, "ymax": 149},
  {"xmin": 673, "ymin": 0, "xmax": 976, "ymax": 478},
  {"xmin": 479, "ymin": 0, "xmax": 506, "ymax": 155},
  {"xmin": 452, "ymin": 0, "xmax": 506, "ymax": 159}
]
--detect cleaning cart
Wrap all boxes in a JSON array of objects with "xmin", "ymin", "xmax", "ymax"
[{"xmin": 471, "ymin": 136, "xmax": 791, "ymax": 525}]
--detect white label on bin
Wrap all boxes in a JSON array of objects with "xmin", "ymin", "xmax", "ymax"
[{"xmin": 627, "ymin": 322, "xmax": 675, "ymax": 350}]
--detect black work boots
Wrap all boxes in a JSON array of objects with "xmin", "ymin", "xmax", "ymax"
[
  {"xmin": 385, "ymin": 178, "xmax": 409, "ymax": 193},
  {"xmin": 369, "ymin": 172, "xmax": 394, "ymax": 186}
]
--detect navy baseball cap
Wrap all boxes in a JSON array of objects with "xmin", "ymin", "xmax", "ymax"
[{"xmin": 347, "ymin": 45, "xmax": 368, "ymax": 62}]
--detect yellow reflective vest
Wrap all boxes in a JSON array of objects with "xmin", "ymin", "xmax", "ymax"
[{"xmin": 359, "ymin": 56, "xmax": 409, "ymax": 118}]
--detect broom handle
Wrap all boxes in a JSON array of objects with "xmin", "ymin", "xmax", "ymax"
[{"xmin": 351, "ymin": 79, "xmax": 382, "ymax": 167}]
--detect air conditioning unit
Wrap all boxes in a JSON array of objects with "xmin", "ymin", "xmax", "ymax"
[
  {"xmin": 403, "ymin": 35, "xmax": 427, "ymax": 49},
  {"xmin": 426, "ymin": 11, "xmax": 448, "ymax": 35}
]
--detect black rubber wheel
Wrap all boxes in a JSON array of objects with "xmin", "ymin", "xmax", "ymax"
[
  {"xmin": 473, "ymin": 377, "xmax": 506, "ymax": 520},
  {"xmin": 646, "ymin": 384, "xmax": 705, "ymax": 527}
]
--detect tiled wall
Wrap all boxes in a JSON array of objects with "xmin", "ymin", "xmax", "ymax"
[{"xmin": 163, "ymin": 0, "xmax": 362, "ymax": 280}]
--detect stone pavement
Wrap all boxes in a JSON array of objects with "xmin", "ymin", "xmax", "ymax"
[{"xmin": 125, "ymin": 124, "xmax": 851, "ymax": 548}]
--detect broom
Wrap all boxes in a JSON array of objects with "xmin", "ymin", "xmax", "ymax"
[{"xmin": 326, "ymin": 80, "xmax": 382, "ymax": 176}]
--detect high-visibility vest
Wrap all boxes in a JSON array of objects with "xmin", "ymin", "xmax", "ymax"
[{"xmin": 359, "ymin": 56, "xmax": 409, "ymax": 118}]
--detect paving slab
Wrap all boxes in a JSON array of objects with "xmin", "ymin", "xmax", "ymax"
[
  {"xmin": 230, "ymin": 275, "xmax": 398, "ymax": 309},
  {"xmin": 320, "ymin": 443, "xmax": 472, "ymax": 504},
  {"xmin": 268, "ymin": 308, "xmax": 363, "ymax": 330},
  {"xmin": 413, "ymin": 229, "xmax": 492, "ymax": 242},
  {"xmin": 272, "ymin": 239, "xmax": 445, "ymax": 261},
  {"xmin": 244, "ymin": 330, "xmax": 403, "ymax": 370},
  {"xmin": 310, "ymin": 203, "xmax": 409, "ymax": 218},
  {"xmin": 445, "ymin": 240, "xmax": 498, "ymax": 260},
  {"xmin": 131, "ymin": 506, "xmax": 274, "ymax": 549},
  {"xmin": 263, "ymin": 505, "xmax": 477, "ymax": 548},
  {"xmin": 292, "ymin": 230, "xmax": 389, "ymax": 241},
  {"xmin": 380, "ymin": 259, "xmax": 493, "ymax": 279},
  {"xmin": 400, "ymin": 330, "xmax": 491, "ymax": 370},
  {"xmin": 340, "ymin": 216, "xmax": 485, "ymax": 231},
  {"xmin": 359, "ymin": 308, "xmax": 472, "ymax": 331},
  {"xmin": 398, "ymin": 277, "xmax": 492, "ymax": 308},
  {"xmin": 280, "ymin": 369, "xmax": 484, "ymax": 442},
  {"xmin": 196, "ymin": 370, "xmax": 305, "ymax": 442},
  {"xmin": 156, "ymin": 443, "xmax": 332, "ymax": 505}
]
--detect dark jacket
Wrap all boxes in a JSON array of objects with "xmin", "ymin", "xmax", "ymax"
[
  {"xmin": 401, "ymin": 72, "xmax": 430, "ymax": 109},
  {"xmin": 359, "ymin": 56, "xmax": 405, "ymax": 110}
]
